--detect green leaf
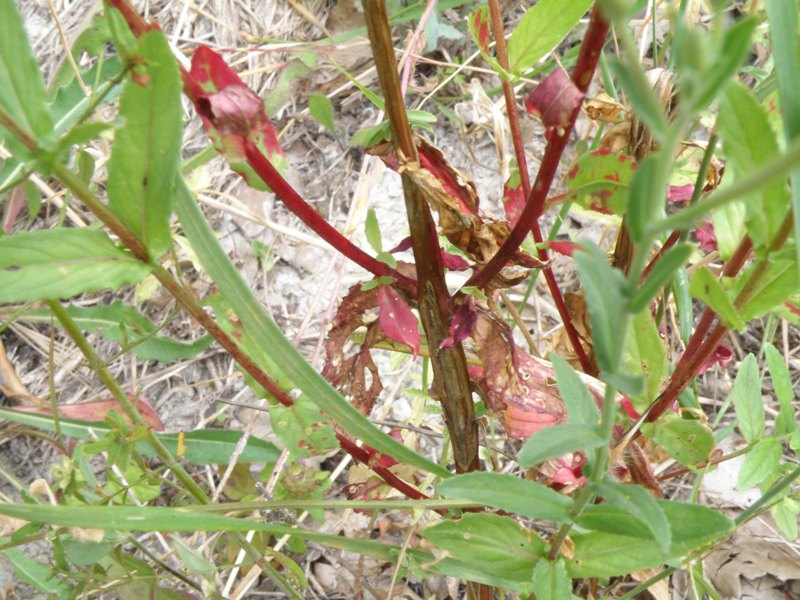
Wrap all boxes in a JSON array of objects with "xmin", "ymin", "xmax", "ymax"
[
  {"xmin": 0, "ymin": 407, "xmax": 279, "ymax": 466},
  {"xmin": 173, "ymin": 180, "xmax": 450, "ymax": 478},
  {"xmin": 531, "ymin": 559, "xmax": 575, "ymax": 600},
  {"xmin": 61, "ymin": 538, "xmax": 115, "ymax": 567},
  {"xmin": 765, "ymin": 343, "xmax": 796, "ymax": 436},
  {"xmin": 507, "ymin": 0, "xmax": 593, "ymax": 73},
  {"xmin": 609, "ymin": 59, "xmax": 669, "ymax": 142},
  {"xmin": 551, "ymin": 354, "xmax": 600, "ymax": 426},
  {"xmin": 2, "ymin": 548, "xmax": 70, "ymax": 599},
  {"xmin": 270, "ymin": 396, "xmax": 340, "ymax": 458},
  {"xmin": 517, "ymin": 423, "xmax": 605, "ymax": 468},
  {"xmin": 437, "ymin": 472, "xmax": 573, "ymax": 524},
  {"xmin": 107, "ymin": 29, "xmax": 182, "ymax": 258},
  {"xmin": 0, "ymin": 502, "xmax": 417, "ymax": 562},
  {"xmin": 0, "ymin": 229, "xmax": 150, "ymax": 303},
  {"xmin": 771, "ymin": 498, "xmax": 799, "ymax": 540},
  {"xmin": 576, "ymin": 503, "xmax": 652, "ymax": 539},
  {"xmin": 560, "ymin": 150, "xmax": 636, "ymax": 215},
  {"xmin": 308, "ymin": 92, "xmax": 335, "ymax": 135},
  {"xmin": 718, "ymin": 81, "xmax": 790, "ymax": 250},
  {"xmin": 711, "ymin": 198, "xmax": 746, "ymax": 260},
  {"xmin": 737, "ymin": 437, "xmax": 782, "ymax": 490},
  {"xmin": 689, "ymin": 267, "xmax": 745, "ymax": 331},
  {"xmin": 733, "ymin": 354, "xmax": 765, "ymax": 444},
  {"xmin": 765, "ymin": 0, "xmax": 800, "ymax": 280},
  {"xmin": 566, "ymin": 501, "xmax": 734, "ymax": 578},
  {"xmin": 622, "ymin": 309, "xmax": 667, "ymax": 412},
  {"xmin": 14, "ymin": 302, "xmax": 212, "ymax": 363},
  {"xmin": 263, "ymin": 59, "xmax": 313, "ymax": 117},
  {"xmin": 641, "ymin": 413, "xmax": 715, "ymax": 467},
  {"xmin": 627, "ymin": 154, "xmax": 670, "ymax": 244},
  {"xmin": 0, "ymin": 0, "xmax": 54, "ymax": 155},
  {"xmin": 365, "ymin": 208, "xmax": 382, "ymax": 253},
  {"xmin": 423, "ymin": 513, "xmax": 545, "ymax": 582},
  {"xmin": 736, "ymin": 253, "xmax": 800, "ymax": 321},
  {"xmin": 574, "ymin": 243, "xmax": 628, "ymax": 372},
  {"xmin": 591, "ymin": 479, "xmax": 671, "ymax": 554},
  {"xmin": 684, "ymin": 17, "xmax": 757, "ymax": 112},
  {"xmin": 630, "ymin": 243, "xmax": 694, "ymax": 313}
]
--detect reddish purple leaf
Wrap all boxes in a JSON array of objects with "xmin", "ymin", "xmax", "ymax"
[
  {"xmin": 697, "ymin": 343, "xmax": 732, "ymax": 375},
  {"xmin": 547, "ymin": 241, "xmax": 580, "ymax": 257},
  {"xmin": 541, "ymin": 452, "xmax": 587, "ymax": 486},
  {"xmin": 188, "ymin": 46, "xmax": 287, "ymax": 191},
  {"xmin": 469, "ymin": 6, "xmax": 492, "ymax": 58},
  {"xmin": 695, "ymin": 220, "xmax": 718, "ymax": 252},
  {"xmin": 441, "ymin": 250, "xmax": 470, "ymax": 271},
  {"xmin": 619, "ymin": 396, "xmax": 641, "ymax": 419},
  {"xmin": 388, "ymin": 236, "xmax": 413, "ymax": 254},
  {"xmin": 525, "ymin": 68, "xmax": 585, "ymax": 130},
  {"xmin": 667, "ymin": 183, "xmax": 694, "ymax": 203},
  {"xmin": 502, "ymin": 168, "xmax": 525, "ymax": 226},
  {"xmin": 377, "ymin": 285, "xmax": 420, "ymax": 356},
  {"xmin": 441, "ymin": 296, "xmax": 478, "ymax": 349}
]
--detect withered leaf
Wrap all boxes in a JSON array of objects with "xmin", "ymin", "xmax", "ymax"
[{"xmin": 322, "ymin": 284, "xmax": 385, "ymax": 415}]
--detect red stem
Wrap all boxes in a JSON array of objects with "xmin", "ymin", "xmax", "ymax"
[
  {"xmin": 484, "ymin": 0, "xmax": 594, "ymax": 373},
  {"xmin": 243, "ymin": 142, "xmax": 417, "ymax": 293},
  {"xmin": 101, "ymin": 0, "xmax": 427, "ymax": 502},
  {"xmin": 465, "ymin": 7, "xmax": 609, "ymax": 374}
]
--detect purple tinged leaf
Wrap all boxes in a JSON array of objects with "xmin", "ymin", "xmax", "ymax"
[
  {"xmin": 525, "ymin": 68, "xmax": 585, "ymax": 130},
  {"xmin": 377, "ymin": 285, "xmax": 420, "ymax": 356},
  {"xmin": 502, "ymin": 168, "xmax": 525, "ymax": 226},
  {"xmin": 667, "ymin": 183, "xmax": 694, "ymax": 203},
  {"xmin": 441, "ymin": 250, "xmax": 470, "ymax": 271},
  {"xmin": 441, "ymin": 296, "xmax": 478, "ymax": 349}
]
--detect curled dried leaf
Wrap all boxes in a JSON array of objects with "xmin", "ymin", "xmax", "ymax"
[
  {"xmin": 322, "ymin": 284, "xmax": 385, "ymax": 415},
  {"xmin": 585, "ymin": 93, "xmax": 626, "ymax": 123}
]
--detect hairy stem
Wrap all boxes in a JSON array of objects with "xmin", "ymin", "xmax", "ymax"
[{"xmin": 364, "ymin": 0, "xmax": 479, "ymax": 473}]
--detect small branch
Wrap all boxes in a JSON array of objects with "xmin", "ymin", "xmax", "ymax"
[
  {"xmin": 364, "ymin": 0, "xmax": 479, "ymax": 473},
  {"xmin": 643, "ymin": 214, "xmax": 792, "ymax": 426},
  {"xmin": 465, "ymin": 7, "xmax": 610, "ymax": 374},
  {"xmin": 467, "ymin": 7, "xmax": 609, "ymax": 289},
  {"xmin": 243, "ymin": 142, "xmax": 417, "ymax": 293}
]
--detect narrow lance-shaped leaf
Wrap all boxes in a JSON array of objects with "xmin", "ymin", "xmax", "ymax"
[
  {"xmin": 517, "ymin": 423, "xmax": 605, "ymax": 468},
  {"xmin": 0, "ymin": 0, "xmax": 54, "ymax": 156},
  {"xmin": 173, "ymin": 179, "xmax": 450, "ymax": 478},
  {"xmin": 107, "ymin": 29, "xmax": 182, "ymax": 258},
  {"xmin": 574, "ymin": 243, "xmax": 628, "ymax": 373},
  {"xmin": 377, "ymin": 285, "xmax": 420, "ymax": 356},
  {"xmin": 0, "ymin": 229, "xmax": 151, "ymax": 303},
  {"xmin": 0, "ymin": 407, "xmax": 280, "ymax": 466}
]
